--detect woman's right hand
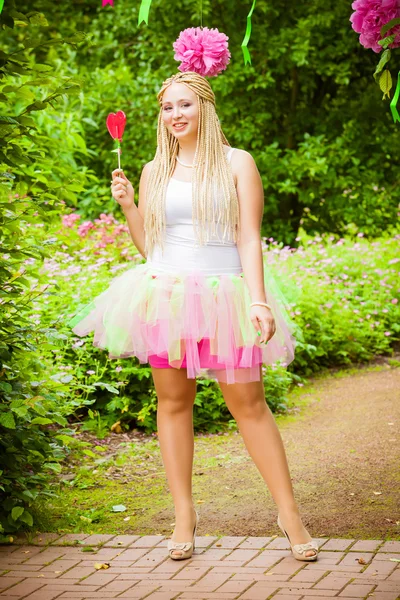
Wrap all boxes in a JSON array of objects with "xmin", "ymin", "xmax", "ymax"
[{"xmin": 111, "ymin": 168, "xmax": 135, "ymax": 210}]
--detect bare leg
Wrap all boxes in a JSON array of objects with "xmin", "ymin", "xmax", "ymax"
[
  {"xmin": 218, "ymin": 367, "xmax": 316, "ymax": 557},
  {"xmin": 151, "ymin": 366, "xmax": 197, "ymax": 557}
]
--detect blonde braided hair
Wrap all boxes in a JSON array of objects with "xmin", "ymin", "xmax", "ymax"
[{"xmin": 143, "ymin": 71, "xmax": 240, "ymax": 258}]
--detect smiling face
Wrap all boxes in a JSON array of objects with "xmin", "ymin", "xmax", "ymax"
[{"xmin": 161, "ymin": 82, "xmax": 199, "ymax": 140}]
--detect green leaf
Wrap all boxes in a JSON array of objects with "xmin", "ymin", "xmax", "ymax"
[
  {"xmin": 83, "ymin": 449, "xmax": 96, "ymax": 458},
  {"xmin": 21, "ymin": 490, "xmax": 36, "ymax": 501},
  {"xmin": 43, "ymin": 462, "xmax": 62, "ymax": 473},
  {"xmin": 0, "ymin": 382, "xmax": 12, "ymax": 393},
  {"xmin": 19, "ymin": 511, "xmax": 33, "ymax": 526},
  {"xmin": 0, "ymin": 116, "xmax": 19, "ymax": 125},
  {"xmin": 30, "ymin": 417, "xmax": 53, "ymax": 425},
  {"xmin": 11, "ymin": 406, "xmax": 28, "ymax": 418},
  {"xmin": 373, "ymin": 49, "xmax": 391, "ymax": 82},
  {"xmin": 55, "ymin": 434, "xmax": 75, "ymax": 446},
  {"xmin": 64, "ymin": 32, "xmax": 87, "ymax": 43},
  {"xmin": 29, "ymin": 13, "xmax": 49, "ymax": 26},
  {"xmin": 32, "ymin": 64, "xmax": 53, "ymax": 72},
  {"xmin": 32, "ymin": 402, "xmax": 47, "ymax": 417},
  {"xmin": 379, "ymin": 69, "xmax": 392, "ymax": 99},
  {"xmin": 17, "ymin": 116, "xmax": 36, "ymax": 127},
  {"xmin": 52, "ymin": 414, "xmax": 68, "ymax": 426},
  {"xmin": 2, "ymin": 85, "xmax": 20, "ymax": 93},
  {"xmin": 24, "ymin": 101, "xmax": 48, "ymax": 112},
  {"xmin": 93, "ymin": 382, "xmax": 119, "ymax": 394},
  {"xmin": 0, "ymin": 412, "xmax": 16, "ymax": 429},
  {"xmin": 9, "ymin": 10, "xmax": 29, "ymax": 24},
  {"xmin": 11, "ymin": 506, "xmax": 24, "ymax": 521}
]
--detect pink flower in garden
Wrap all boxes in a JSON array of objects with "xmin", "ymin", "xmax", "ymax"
[
  {"xmin": 72, "ymin": 340, "xmax": 85, "ymax": 348},
  {"xmin": 77, "ymin": 221, "xmax": 95, "ymax": 237},
  {"xmin": 114, "ymin": 224, "xmax": 129, "ymax": 234},
  {"xmin": 173, "ymin": 27, "xmax": 231, "ymax": 77},
  {"xmin": 384, "ymin": 331, "xmax": 391, "ymax": 335},
  {"xmin": 62, "ymin": 213, "xmax": 81, "ymax": 228},
  {"xmin": 95, "ymin": 213, "xmax": 117, "ymax": 225},
  {"xmin": 391, "ymin": 298, "xmax": 398, "ymax": 303},
  {"xmin": 350, "ymin": 0, "xmax": 400, "ymax": 53}
]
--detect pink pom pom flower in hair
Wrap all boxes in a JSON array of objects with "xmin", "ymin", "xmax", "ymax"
[
  {"xmin": 173, "ymin": 26, "xmax": 231, "ymax": 77},
  {"xmin": 350, "ymin": 0, "xmax": 400, "ymax": 53}
]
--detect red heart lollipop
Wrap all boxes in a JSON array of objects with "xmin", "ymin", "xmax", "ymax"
[{"xmin": 106, "ymin": 111, "xmax": 126, "ymax": 141}]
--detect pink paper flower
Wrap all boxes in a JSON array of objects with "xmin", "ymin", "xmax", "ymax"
[
  {"xmin": 350, "ymin": 0, "xmax": 400, "ymax": 52},
  {"xmin": 173, "ymin": 27, "xmax": 231, "ymax": 77}
]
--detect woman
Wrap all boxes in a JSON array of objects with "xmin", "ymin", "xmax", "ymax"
[{"xmin": 69, "ymin": 70, "xmax": 319, "ymax": 562}]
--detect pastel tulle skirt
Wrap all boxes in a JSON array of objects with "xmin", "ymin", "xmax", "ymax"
[{"xmin": 67, "ymin": 262, "xmax": 298, "ymax": 384}]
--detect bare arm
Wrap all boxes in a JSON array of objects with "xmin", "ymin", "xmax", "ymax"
[
  {"xmin": 122, "ymin": 160, "xmax": 153, "ymax": 260},
  {"xmin": 234, "ymin": 149, "xmax": 276, "ymax": 343},
  {"xmin": 234, "ymin": 149, "xmax": 267, "ymax": 303}
]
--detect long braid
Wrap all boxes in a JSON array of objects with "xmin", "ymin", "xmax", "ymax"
[{"xmin": 143, "ymin": 71, "xmax": 240, "ymax": 258}]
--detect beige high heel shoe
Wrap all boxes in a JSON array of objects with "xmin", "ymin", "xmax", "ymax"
[
  {"xmin": 277, "ymin": 514, "xmax": 319, "ymax": 561},
  {"xmin": 167, "ymin": 509, "xmax": 199, "ymax": 560}
]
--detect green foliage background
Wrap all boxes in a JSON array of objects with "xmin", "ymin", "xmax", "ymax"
[{"xmin": 3, "ymin": 0, "xmax": 399, "ymax": 243}]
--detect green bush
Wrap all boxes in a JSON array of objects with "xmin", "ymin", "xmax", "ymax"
[
  {"xmin": 274, "ymin": 233, "xmax": 400, "ymax": 375},
  {"xmin": 0, "ymin": 4, "xmax": 88, "ymax": 537}
]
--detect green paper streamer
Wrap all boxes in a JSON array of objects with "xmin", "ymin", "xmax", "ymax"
[
  {"xmin": 390, "ymin": 71, "xmax": 400, "ymax": 123},
  {"xmin": 138, "ymin": 0, "xmax": 152, "ymax": 25},
  {"xmin": 0, "ymin": 0, "xmax": 4, "ymax": 14},
  {"xmin": 241, "ymin": 0, "xmax": 257, "ymax": 66}
]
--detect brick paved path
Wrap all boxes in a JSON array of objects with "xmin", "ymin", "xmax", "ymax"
[{"xmin": 1, "ymin": 533, "xmax": 399, "ymax": 600}]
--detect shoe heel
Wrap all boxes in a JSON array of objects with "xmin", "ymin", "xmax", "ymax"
[{"xmin": 193, "ymin": 509, "xmax": 199, "ymax": 550}]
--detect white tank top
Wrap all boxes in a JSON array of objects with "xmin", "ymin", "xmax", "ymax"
[{"xmin": 146, "ymin": 147, "xmax": 243, "ymax": 275}]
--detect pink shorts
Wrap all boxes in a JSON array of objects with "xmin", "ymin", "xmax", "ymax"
[
  {"xmin": 148, "ymin": 337, "xmax": 259, "ymax": 370},
  {"xmin": 149, "ymin": 340, "xmax": 199, "ymax": 369}
]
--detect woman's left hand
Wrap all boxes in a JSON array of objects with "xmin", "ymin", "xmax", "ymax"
[{"xmin": 250, "ymin": 305, "xmax": 276, "ymax": 344}]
